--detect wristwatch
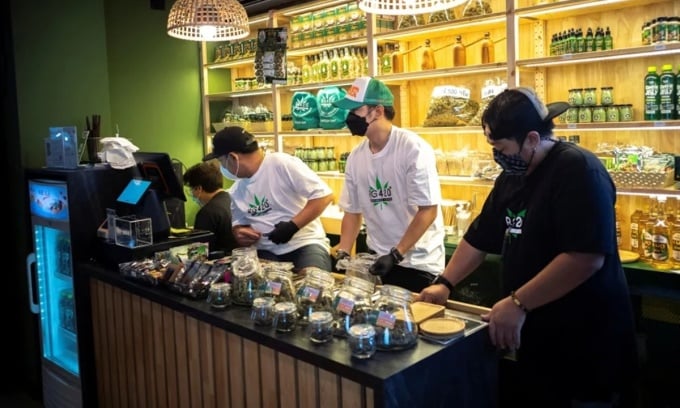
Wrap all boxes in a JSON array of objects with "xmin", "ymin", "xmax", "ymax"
[{"xmin": 432, "ymin": 275, "xmax": 454, "ymax": 292}]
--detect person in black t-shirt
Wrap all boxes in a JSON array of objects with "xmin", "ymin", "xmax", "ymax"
[
  {"xmin": 183, "ymin": 161, "xmax": 237, "ymax": 256},
  {"xmin": 416, "ymin": 87, "xmax": 638, "ymax": 408}
]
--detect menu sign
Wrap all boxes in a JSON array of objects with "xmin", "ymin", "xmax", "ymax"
[{"xmin": 256, "ymin": 28, "xmax": 287, "ymax": 85}]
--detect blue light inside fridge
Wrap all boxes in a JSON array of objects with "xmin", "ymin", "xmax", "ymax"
[{"xmin": 29, "ymin": 180, "xmax": 79, "ymax": 376}]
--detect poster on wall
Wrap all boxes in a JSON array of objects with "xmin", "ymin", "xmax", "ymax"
[{"xmin": 255, "ymin": 28, "xmax": 287, "ymax": 85}]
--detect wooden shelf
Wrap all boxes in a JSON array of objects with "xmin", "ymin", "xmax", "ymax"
[
  {"xmin": 516, "ymin": 0, "xmax": 669, "ymax": 21},
  {"xmin": 517, "ymin": 43, "xmax": 680, "ymax": 68},
  {"xmin": 554, "ymin": 120, "xmax": 680, "ymax": 132},
  {"xmin": 373, "ymin": 13, "xmax": 507, "ymax": 43},
  {"xmin": 378, "ymin": 63, "xmax": 508, "ymax": 84}
]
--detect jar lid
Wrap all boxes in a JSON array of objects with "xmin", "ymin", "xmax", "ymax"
[
  {"xmin": 253, "ymin": 297, "xmax": 275, "ymax": 308},
  {"xmin": 210, "ymin": 282, "xmax": 231, "ymax": 291},
  {"xmin": 348, "ymin": 323, "xmax": 376, "ymax": 339},
  {"xmin": 274, "ymin": 301, "xmax": 297, "ymax": 313},
  {"xmin": 309, "ymin": 311, "xmax": 333, "ymax": 324},
  {"xmin": 600, "ymin": 86, "xmax": 613, "ymax": 89}
]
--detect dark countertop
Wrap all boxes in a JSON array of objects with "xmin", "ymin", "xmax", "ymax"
[{"xmin": 79, "ymin": 261, "xmax": 498, "ymax": 408}]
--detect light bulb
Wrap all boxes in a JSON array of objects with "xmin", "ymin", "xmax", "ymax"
[{"xmin": 200, "ymin": 25, "xmax": 217, "ymax": 40}]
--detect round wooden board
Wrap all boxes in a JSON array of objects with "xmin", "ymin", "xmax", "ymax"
[
  {"xmin": 619, "ymin": 250, "xmax": 640, "ymax": 264},
  {"xmin": 420, "ymin": 317, "xmax": 466, "ymax": 336}
]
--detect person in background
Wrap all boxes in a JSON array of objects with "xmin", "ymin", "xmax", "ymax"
[
  {"xmin": 203, "ymin": 126, "xmax": 333, "ymax": 272},
  {"xmin": 182, "ymin": 161, "xmax": 238, "ymax": 256},
  {"xmin": 331, "ymin": 77, "xmax": 445, "ymax": 293},
  {"xmin": 416, "ymin": 87, "xmax": 638, "ymax": 407}
]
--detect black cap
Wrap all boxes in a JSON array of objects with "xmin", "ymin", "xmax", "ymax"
[
  {"xmin": 203, "ymin": 126, "xmax": 259, "ymax": 161},
  {"xmin": 482, "ymin": 87, "xmax": 569, "ymax": 141}
]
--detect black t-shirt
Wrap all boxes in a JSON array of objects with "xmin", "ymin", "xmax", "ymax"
[
  {"xmin": 465, "ymin": 141, "xmax": 637, "ymax": 395},
  {"xmin": 194, "ymin": 190, "xmax": 237, "ymax": 255}
]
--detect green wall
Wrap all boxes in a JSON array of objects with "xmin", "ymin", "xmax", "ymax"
[{"xmin": 8, "ymin": 0, "xmax": 207, "ymax": 392}]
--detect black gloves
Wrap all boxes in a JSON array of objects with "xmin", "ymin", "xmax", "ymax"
[
  {"xmin": 267, "ymin": 221, "xmax": 299, "ymax": 244},
  {"xmin": 369, "ymin": 247, "xmax": 404, "ymax": 277},
  {"xmin": 335, "ymin": 249, "xmax": 351, "ymax": 261}
]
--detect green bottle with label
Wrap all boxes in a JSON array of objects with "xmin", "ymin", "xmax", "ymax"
[
  {"xmin": 659, "ymin": 64, "xmax": 677, "ymax": 119},
  {"xmin": 644, "ymin": 66, "xmax": 660, "ymax": 121}
]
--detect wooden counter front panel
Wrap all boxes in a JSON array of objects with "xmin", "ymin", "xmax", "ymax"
[{"xmin": 90, "ymin": 280, "xmax": 375, "ymax": 408}]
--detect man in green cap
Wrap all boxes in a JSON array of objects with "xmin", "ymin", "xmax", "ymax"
[{"xmin": 332, "ymin": 76, "xmax": 445, "ymax": 293}]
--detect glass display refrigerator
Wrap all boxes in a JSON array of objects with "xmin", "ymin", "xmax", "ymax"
[{"xmin": 25, "ymin": 166, "xmax": 132, "ymax": 407}]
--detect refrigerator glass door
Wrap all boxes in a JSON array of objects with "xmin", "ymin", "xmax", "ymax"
[{"xmin": 29, "ymin": 179, "xmax": 79, "ymax": 376}]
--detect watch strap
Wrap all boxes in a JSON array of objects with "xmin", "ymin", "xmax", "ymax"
[{"xmin": 433, "ymin": 275, "xmax": 454, "ymax": 292}]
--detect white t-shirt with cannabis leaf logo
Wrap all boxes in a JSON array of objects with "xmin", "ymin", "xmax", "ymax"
[
  {"xmin": 339, "ymin": 126, "xmax": 445, "ymax": 275},
  {"xmin": 229, "ymin": 152, "xmax": 332, "ymax": 255}
]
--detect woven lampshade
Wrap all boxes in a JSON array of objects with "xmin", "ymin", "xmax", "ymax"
[
  {"xmin": 167, "ymin": 0, "xmax": 250, "ymax": 41},
  {"xmin": 358, "ymin": 0, "xmax": 467, "ymax": 15}
]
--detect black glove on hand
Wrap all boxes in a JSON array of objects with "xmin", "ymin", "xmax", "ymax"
[
  {"xmin": 369, "ymin": 254, "xmax": 395, "ymax": 277},
  {"xmin": 267, "ymin": 221, "xmax": 299, "ymax": 244},
  {"xmin": 369, "ymin": 247, "xmax": 403, "ymax": 277}
]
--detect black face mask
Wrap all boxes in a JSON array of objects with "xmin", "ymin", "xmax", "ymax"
[{"xmin": 345, "ymin": 111, "xmax": 371, "ymax": 136}]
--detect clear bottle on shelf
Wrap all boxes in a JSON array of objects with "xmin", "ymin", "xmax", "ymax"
[
  {"xmin": 630, "ymin": 206, "xmax": 643, "ymax": 254},
  {"xmin": 652, "ymin": 196, "xmax": 673, "ymax": 270}
]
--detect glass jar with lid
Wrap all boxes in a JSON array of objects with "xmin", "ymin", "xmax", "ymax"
[
  {"xmin": 273, "ymin": 301, "xmax": 298, "ymax": 333},
  {"xmin": 619, "ymin": 104, "xmax": 633, "ymax": 121},
  {"xmin": 306, "ymin": 311, "xmax": 334, "ymax": 343},
  {"xmin": 370, "ymin": 285, "xmax": 418, "ymax": 350},
  {"xmin": 606, "ymin": 105, "xmax": 620, "ymax": 122},
  {"xmin": 568, "ymin": 88, "xmax": 584, "ymax": 106},
  {"xmin": 231, "ymin": 246, "xmax": 266, "ymax": 306},
  {"xmin": 251, "ymin": 297, "xmax": 275, "ymax": 326},
  {"xmin": 261, "ymin": 265, "xmax": 296, "ymax": 303},
  {"xmin": 600, "ymin": 87, "xmax": 614, "ymax": 105},
  {"xmin": 582, "ymin": 88, "xmax": 597, "ymax": 106},
  {"xmin": 578, "ymin": 106, "xmax": 592, "ymax": 123},
  {"xmin": 332, "ymin": 275, "xmax": 375, "ymax": 336},
  {"xmin": 592, "ymin": 106, "xmax": 606, "ymax": 123},
  {"xmin": 348, "ymin": 323, "xmax": 376, "ymax": 359},
  {"xmin": 295, "ymin": 267, "xmax": 336, "ymax": 324}
]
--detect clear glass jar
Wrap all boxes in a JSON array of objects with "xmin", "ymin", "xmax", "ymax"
[
  {"xmin": 207, "ymin": 282, "xmax": 231, "ymax": 309},
  {"xmin": 295, "ymin": 267, "xmax": 336, "ymax": 324},
  {"xmin": 335, "ymin": 252, "xmax": 380, "ymax": 285},
  {"xmin": 273, "ymin": 301, "xmax": 298, "ymax": 333},
  {"xmin": 578, "ymin": 106, "xmax": 592, "ymax": 123},
  {"xmin": 371, "ymin": 285, "xmax": 418, "ymax": 350},
  {"xmin": 565, "ymin": 106, "xmax": 579, "ymax": 123},
  {"xmin": 332, "ymin": 275, "xmax": 375, "ymax": 336},
  {"xmin": 348, "ymin": 323, "xmax": 376, "ymax": 359},
  {"xmin": 251, "ymin": 297, "xmax": 275, "ymax": 326},
  {"xmin": 306, "ymin": 311, "xmax": 334, "ymax": 343},
  {"xmin": 231, "ymin": 246, "xmax": 265, "ymax": 306},
  {"xmin": 261, "ymin": 267, "xmax": 296, "ymax": 303}
]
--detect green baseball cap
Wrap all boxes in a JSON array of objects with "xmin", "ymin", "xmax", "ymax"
[{"xmin": 332, "ymin": 77, "xmax": 394, "ymax": 110}]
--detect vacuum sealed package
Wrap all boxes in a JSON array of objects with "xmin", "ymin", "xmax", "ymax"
[
  {"xmin": 468, "ymin": 79, "xmax": 507, "ymax": 126},
  {"xmin": 316, "ymin": 86, "xmax": 349, "ymax": 130},
  {"xmin": 424, "ymin": 85, "xmax": 479, "ymax": 127},
  {"xmin": 462, "ymin": 0, "xmax": 493, "ymax": 17},
  {"xmin": 292, "ymin": 91, "xmax": 320, "ymax": 130}
]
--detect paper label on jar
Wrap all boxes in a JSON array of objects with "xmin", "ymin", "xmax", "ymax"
[
  {"xmin": 375, "ymin": 311, "xmax": 396, "ymax": 329},
  {"xmin": 335, "ymin": 297, "xmax": 355, "ymax": 314},
  {"xmin": 267, "ymin": 281, "xmax": 282, "ymax": 295},
  {"xmin": 301, "ymin": 286, "xmax": 320, "ymax": 302},
  {"xmin": 431, "ymin": 86, "xmax": 470, "ymax": 100}
]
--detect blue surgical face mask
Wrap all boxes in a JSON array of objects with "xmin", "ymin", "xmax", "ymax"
[
  {"xmin": 220, "ymin": 165, "xmax": 237, "ymax": 180},
  {"xmin": 220, "ymin": 154, "xmax": 239, "ymax": 180}
]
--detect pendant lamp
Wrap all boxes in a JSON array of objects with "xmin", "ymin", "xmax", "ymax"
[
  {"xmin": 167, "ymin": 0, "xmax": 250, "ymax": 41},
  {"xmin": 358, "ymin": 0, "xmax": 467, "ymax": 15}
]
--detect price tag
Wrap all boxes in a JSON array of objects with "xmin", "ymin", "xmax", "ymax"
[
  {"xmin": 335, "ymin": 297, "xmax": 355, "ymax": 314},
  {"xmin": 653, "ymin": 121, "xmax": 666, "ymax": 127}
]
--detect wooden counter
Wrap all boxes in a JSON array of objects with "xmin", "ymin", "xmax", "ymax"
[{"xmin": 80, "ymin": 262, "xmax": 498, "ymax": 408}]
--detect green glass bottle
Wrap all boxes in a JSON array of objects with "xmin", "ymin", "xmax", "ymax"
[
  {"xmin": 644, "ymin": 66, "xmax": 660, "ymax": 121},
  {"xmin": 659, "ymin": 64, "xmax": 677, "ymax": 119}
]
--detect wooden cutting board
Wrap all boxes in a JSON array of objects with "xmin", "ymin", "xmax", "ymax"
[
  {"xmin": 394, "ymin": 301, "xmax": 446, "ymax": 324},
  {"xmin": 420, "ymin": 317, "xmax": 466, "ymax": 337}
]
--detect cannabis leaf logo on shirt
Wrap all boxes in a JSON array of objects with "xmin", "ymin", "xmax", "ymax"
[
  {"xmin": 368, "ymin": 177, "xmax": 392, "ymax": 209},
  {"xmin": 505, "ymin": 208, "xmax": 526, "ymax": 238},
  {"xmin": 248, "ymin": 194, "xmax": 272, "ymax": 216}
]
